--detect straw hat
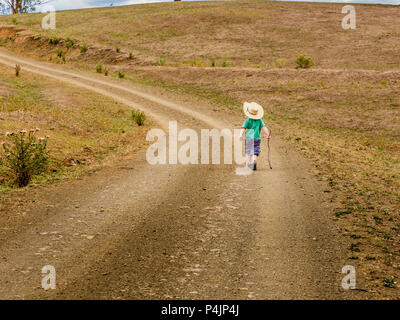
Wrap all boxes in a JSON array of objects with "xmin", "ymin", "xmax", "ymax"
[{"xmin": 243, "ymin": 102, "xmax": 264, "ymax": 120}]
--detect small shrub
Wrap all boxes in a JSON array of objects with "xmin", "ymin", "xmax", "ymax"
[
  {"xmin": 210, "ymin": 59, "xmax": 216, "ymax": 67},
  {"xmin": 222, "ymin": 59, "xmax": 228, "ymax": 67},
  {"xmin": 15, "ymin": 64, "xmax": 21, "ymax": 77},
  {"xmin": 272, "ymin": 58, "xmax": 289, "ymax": 68},
  {"xmin": 0, "ymin": 129, "xmax": 50, "ymax": 187},
  {"xmin": 295, "ymin": 54, "xmax": 314, "ymax": 69},
  {"xmin": 56, "ymin": 49, "xmax": 66, "ymax": 62},
  {"xmin": 80, "ymin": 44, "xmax": 88, "ymax": 54},
  {"xmin": 65, "ymin": 37, "xmax": 75, "ymax": 48},
  {"xmin": 132, "ymin": 110, "xmax": 146, "ymax": 126},
  {"xmin": 158, "ymin": 58, "xmax": 166, "ymax": 66},
  {"xmin": 11, "ymin": 17, "xmax": 17, "ymax": 25},
  {"xmin": 49, "ymin": 37, "xmax": 60, "ymax": 45},
  {"xmin": 104, "ymin": 69, "xmax": 109, "ymax": 76},
  {"xmin": 96, "ymin": 64, "xmax": 103, "ymax": 73},
  {"xmin": 117, "ymin": 71, "xmax": 125, "ymax": 79},
  {"xmin": 373, "ymin": 214, "xmax": 382, "ymax": 224},
  {"xmin": 116, "ymin": 46, "xmax": 120, "ymax": 53},
  {"xmin": 334, "ymin": 210, "xmax": 352, "ymax": 217},
  {"xmin": 348, "ymin": 243, "xmax": 360, "ymax": 252},
  {"xmin": 129, "ymin": 52, "xmax": 134, "ymax": 59},
  {"xmin": 383, "ymin": 278, "xmax": 395, "ymax": 288}
]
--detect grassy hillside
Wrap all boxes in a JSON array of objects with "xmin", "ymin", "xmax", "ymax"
[
  {"xmin": 1, "ymin": 0, "xmax": 399, "ymax": 70},
  {"xmin": 0, "ymin": 0, "xmax": 399, "ymax": 297}
]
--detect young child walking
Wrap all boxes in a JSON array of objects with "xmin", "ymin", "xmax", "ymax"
[{"xmin": 239, "ymin": 102, "xmax": 271, "ymax": 171}]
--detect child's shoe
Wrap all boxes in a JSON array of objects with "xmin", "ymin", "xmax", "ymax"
[{"xmin": 253, "ymin": 162, "xmax": 257, "ymax": 171}]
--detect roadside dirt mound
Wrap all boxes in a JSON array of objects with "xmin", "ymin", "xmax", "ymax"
[
  {"xmin": 0, "ymin": 26, "xmax": 156, "ymax": 67},
  {"xmin": 0, "ymin": 27, "xmax": 15, "ymax": 37}
]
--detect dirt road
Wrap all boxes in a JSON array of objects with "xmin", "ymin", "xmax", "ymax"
[{"xmin": 0, "ymin": 49, "xmax": 362, "ymax": 299}]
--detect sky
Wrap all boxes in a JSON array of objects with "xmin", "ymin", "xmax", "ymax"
[
  {"xmin": 280, "ymin": 0, "xmax": 399, "ymax": 4},
  {"xmin": 37, "ymin": 0, "xmax": 167, "ymax": 11},
  {"xmin": 36, "ymin": 0, "xmax": 399, "ymax": 11}
]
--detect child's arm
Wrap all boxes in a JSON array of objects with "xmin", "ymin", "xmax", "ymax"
[
  {"xmin": 239, "ymin": 128, "xmax": 246, "ymax": 141},
  {"xmin": 262, "ymin": 126, "xmax": 271, "ymax": 139}
]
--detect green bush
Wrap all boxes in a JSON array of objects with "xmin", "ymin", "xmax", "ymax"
[
  {"xmin": 295, "ymin": 54, "xmax": 314, "ymax": 69},
  {"xmin": 80, "ymin": 44, "xmax": 88, "ymax": 53},
  {"xmin": 222, "ymin": 59, "xmax": 228, "ymax": 67},
  {"xmin": 104, "ymin": 69, "xmax": 109, "ymax": 76},
  {"xmin": 129, "ymin": 52, "xmax": 134, "ymax": 59},
  {"xmin": 210, "ymin": 59, "xmax": 216, "ymax": 67},
  {"xmin": 11, "ymin": 17, "xmax": 17, "ymax": 25},
  {"xmin": 49, "ymin": 37, "xmax": 60, "ymax": 45},
  {"xmin": 132, "ymin": 110, "xmax": 146, "ymax": 126},
  {"xmin": 158, "ymin": 58, "xmax": 166, "ymax": 66},
  {"xmin": 383, "ymin": 278, "xmax": 395, "ymax": 288},
  {"xmin": 117, "ymin": 71, "xmax": 125, "ymax": 79},
  {"xmin": 96, "ymin": 64, "xmax": 102, "ymax": 73},
  {"xmin": 1, "ymin": 129, "xmax": 50, "ymax": 187},
  {"xmin": 116, "ymin": 46, "xmax": 120, "ymax": 53},
  {"xmin": 56, "ymin": 49, "xmax": 66, "ymax": 62},
  {"xmin": 65, "ymin": 37, "xmax": 75, "ymax": 48}
]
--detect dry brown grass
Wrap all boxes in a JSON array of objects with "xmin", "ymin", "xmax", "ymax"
[
  {"xmin": 124, "ymin": 65, "xmax": 400, "ymax": 297},
  {"xmin": 0, "ymin": 0, "xmax": 399, "ymax": 297},
  {"xmin": 0, "ymin": 1, "xmax": 399, "ymax": 70},
  {"xmin": 0, "ymin": 64, "xmax": 150, "ymax": 190}
]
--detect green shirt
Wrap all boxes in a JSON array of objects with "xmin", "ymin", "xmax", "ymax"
[{"xmin": 242, "ymin": 118, "xmax": 265, "ymax": 139}]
